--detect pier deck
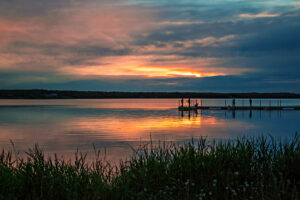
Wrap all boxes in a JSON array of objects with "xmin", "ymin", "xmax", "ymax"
[{"xmin": 178, "ymin": 106, "xmax": 300, "ymax": 111}]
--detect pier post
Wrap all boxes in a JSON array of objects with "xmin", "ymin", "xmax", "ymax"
[
  {"xmin": 188, "ymin": 98, "xmax": 191, "ymax": 109},
  {"xmin": 181, "ymin": 98, "xmax": 184, "ymax": 107},
  {"xmin": 280, "ymin": 99, "xmax": 282, "ymax": 107},
  {"xmin": 260, "ymin": 100, "xmax": 262, "ymax": 109}
]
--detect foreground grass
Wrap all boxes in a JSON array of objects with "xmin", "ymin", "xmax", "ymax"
[{"xmin": 0, "ymin": 134, "xmax": 299, "ymax": 200}]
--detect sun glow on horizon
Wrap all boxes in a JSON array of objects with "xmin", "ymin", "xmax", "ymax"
[
  {"xmin": 61, "ymin": 65, "xmax": 224, "ymax": 78},
  {"xmin": 134, "ymin": 66, "xmax": 206, "ymax": 78}
]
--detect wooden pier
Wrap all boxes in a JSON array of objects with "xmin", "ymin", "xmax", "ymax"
[
  {"xmin": 178, "ymin": 106, "xmax": 300, "ymax": 111},
  {"xmin": 178, "ymin": 98, "xmax": 300, "ymax": 111}
]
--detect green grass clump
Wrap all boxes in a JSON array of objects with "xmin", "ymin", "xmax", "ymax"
[{"xmin": 0, "ymin": 134, "xmax": 299, "ymax": 200}]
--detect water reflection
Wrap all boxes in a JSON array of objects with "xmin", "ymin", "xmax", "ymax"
[
  {"xmin": 179, "ymin": 109, "xmax": 286, "ymax": 120},
  {"xmin": 0, "ymin": 99, "xmax": 299, "ymax": 162}
]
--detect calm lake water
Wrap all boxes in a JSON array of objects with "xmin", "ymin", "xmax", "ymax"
[{"xmin": 0, "ymin": 99, "xmax": 299, "ymax": 162}]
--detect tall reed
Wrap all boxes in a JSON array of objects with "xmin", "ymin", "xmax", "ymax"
[{"xmin": 0, "ymin": 134, "xmax": 299, "ymax": 199}]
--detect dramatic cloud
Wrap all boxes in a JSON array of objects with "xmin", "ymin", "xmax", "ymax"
[
  {"xmin": 0, "ymin": 0, "xmax": 299, "ymax": 92},
  {"xmin": 237, "ymin": 13, "xmax": 280, "ymax": 18}
]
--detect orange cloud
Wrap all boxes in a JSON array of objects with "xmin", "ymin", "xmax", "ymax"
[
  {"xmin": 0, "ymin": 3, "xmax": 253, "ymax": 81},
  {"xmin": 0, "ymin": 4, "xmax": 158, "ymax": 73},
  {"xmin": 156, "ymin": 21, "xmax": 204, "ymax": 26},
  {"xmin": 238, "ymin": 13, "xmax": 280, "ymax": 18},
  {"xmin": 0, "ymin": 4, "xmax": 156, "ymax": 46},
  {"xmin": 58, "ymin": 54, "xmax": 252, "ymax": 79},
  {"xmin": 0, "ymin": 18, "xmax": 41, "ymax": 45}
]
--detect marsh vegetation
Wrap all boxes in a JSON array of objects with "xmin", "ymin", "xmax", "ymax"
[{"xmin": 0, "ymin": 134, "xmax": 299, "ymax": 199}]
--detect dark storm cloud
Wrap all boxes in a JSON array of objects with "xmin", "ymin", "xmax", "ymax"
[
  {"xmin": 175, "ymin": 19, "xmax": 300, "ymax": 66},
  {"xmin": 236, "ymin": 26, "xmax": 300, "ymax": 54},
  {"xmin": 0, "ymin": 0, "xmax": 73, "ymax": 18},
  {"xmin": 133, "ymin": 9, "xmax": 300, "ymax": 80},
  {"xmin": 3, "ymin": 41, "xmax": 132, "ymax": 68},
  {"xmin": 7, "ymin": 41, "xmax": 131, "ymax": 57},
  {"xmin": 0, "ymin": 70, "xmax": 69, "ymax": 88},
  {"xmin": 135, "ymin": 10, "xmax": 300, "ymax": 49},
  {"xmin": 154, "ymin": 1, "xmax": 264, "ymax": 23},
  {"xmin": 0, "ymin": 0, "xmax": 123, "ymax": 19},
  {"xmin": 0, "ymin": 0, "xmax": 300, "ymax": 92},
  {"xmin": 2, "ymin": 73, "xmax": 299, "ymax": 92}
]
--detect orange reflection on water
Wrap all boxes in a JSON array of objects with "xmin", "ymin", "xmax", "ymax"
[
  {"xmin": 65, "ymin": 114, "xmax": 225, "ymax": 142},
  {"xmin": 0, "ymin": 99, "xmax": 262, "ymax": 163}
]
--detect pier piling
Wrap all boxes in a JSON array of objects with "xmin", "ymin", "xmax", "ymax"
[{"xmin": 178, "ymin": 98, "xmax": 299, "ymax": 111}]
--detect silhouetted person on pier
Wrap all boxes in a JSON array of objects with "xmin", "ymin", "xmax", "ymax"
[
  {"xmin": 181, "ymin": 98, "xmax": 184, "ymax": 107},
  {"xmin": 195, "ymin": 100, "xmax": 198, "ymax": 107},
  {"xmin": 188, "ymin": 98, "xmax": 191, "ymax": 108},
  {"xmin": 249, "ymin": 98, "xmax": 252, "ymax": 107},
  {"xmin": 232, "ymin": 99, "xmax": 236, "ymax": 107}
]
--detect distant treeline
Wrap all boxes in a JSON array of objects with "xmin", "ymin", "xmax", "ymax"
[{"xmin": 0, "ymin": 90, "xmax": 300, "ymax": 99}]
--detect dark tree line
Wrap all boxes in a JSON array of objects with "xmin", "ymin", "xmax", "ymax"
[{"xmin": 0, "ymin": 90, "xmax": 299, "ymax": 99}]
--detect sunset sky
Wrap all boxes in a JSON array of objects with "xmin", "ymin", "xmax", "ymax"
[{"xmin": 0, "ymin": 0, "xmax": 299, "ymax": 92}]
